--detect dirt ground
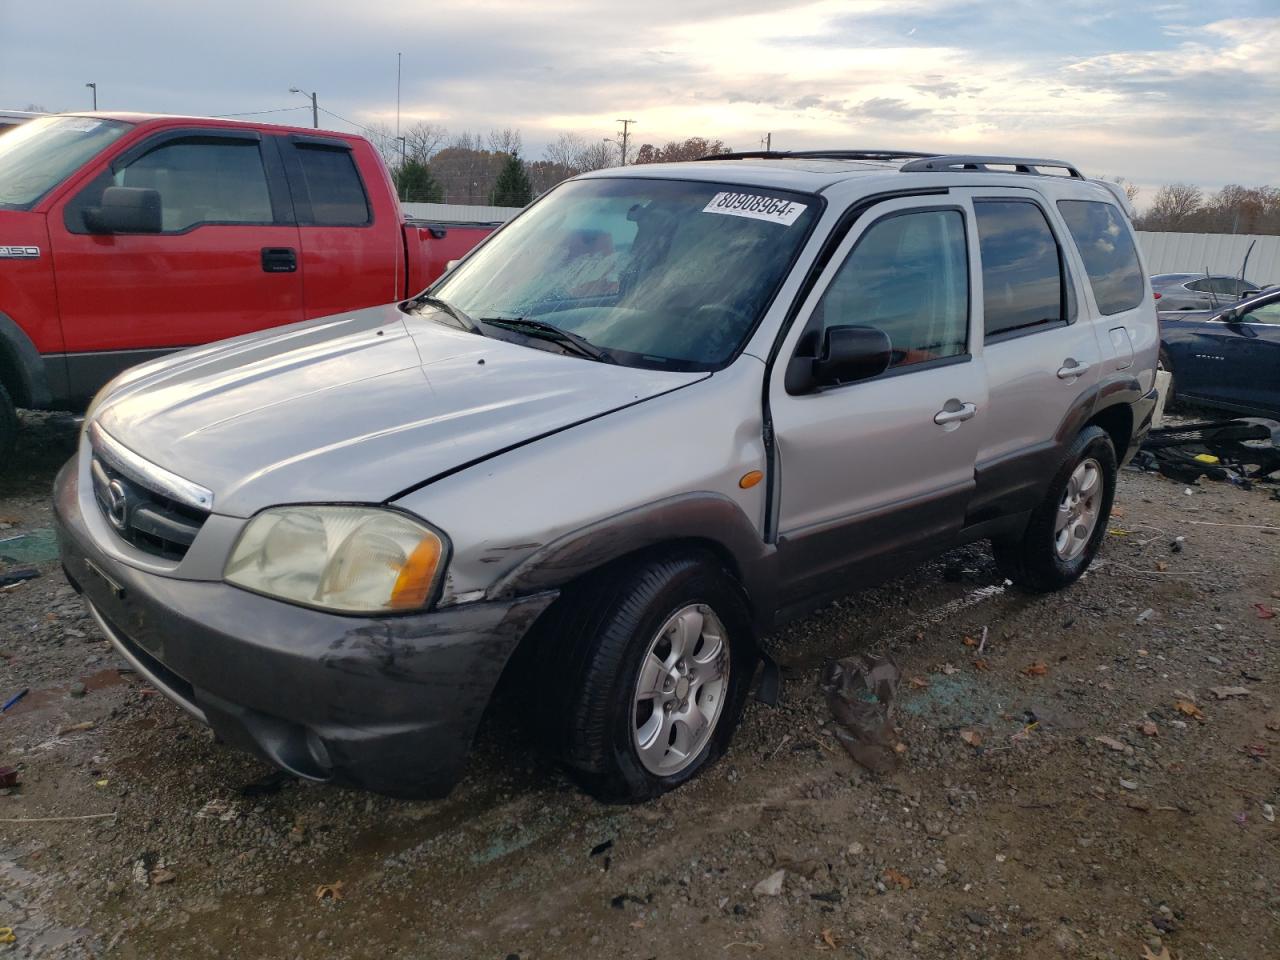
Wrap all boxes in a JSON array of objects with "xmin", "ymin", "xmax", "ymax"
[{"xmin": 2, "ymin": 411, "xmax": 1278, "ymax": 960}]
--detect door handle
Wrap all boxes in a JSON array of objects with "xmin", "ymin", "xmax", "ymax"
[
  {"xmin": 934, "ymin": 401, "xmax": 977, "ymax": 425},
  {"xmin": 1056, "ymin": 359, "xmax": 1090, "ymax": 379},
  {"xmin": 261, "ymin": 247, "xmax": 297, "ymax": 273}
]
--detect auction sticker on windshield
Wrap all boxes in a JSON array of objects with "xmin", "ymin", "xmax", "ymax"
[{"xmin": 702, "ymin": 192, "xmax": 807, "ymax": 226}]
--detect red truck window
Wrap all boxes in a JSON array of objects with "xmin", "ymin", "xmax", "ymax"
[
  {"xmin": 66, "ymin": 135, "xmax": 275, "ymax": 234},
  {"xmin": 293, "ymin": 145, "xmax": 370, "ymax": 226}
]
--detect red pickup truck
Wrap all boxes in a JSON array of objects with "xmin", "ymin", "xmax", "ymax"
[{"xmin": 0, "ymin": 113, "xmax": 497, "ymax": 455}]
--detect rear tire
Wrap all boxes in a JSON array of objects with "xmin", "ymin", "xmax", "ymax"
[
  {"xmin": 539, "ymin": 552, "xmax": 755, "ymax": 803},
  {"xmin": 994, "ymin": 425, "xmax": 1117, "ymax": 593},
  {"xmin": 0, "ymin": 384, "xmax": 17, "ymax": 465}
]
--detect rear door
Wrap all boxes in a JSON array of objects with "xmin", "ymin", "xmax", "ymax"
[
  {"xmin": 769, "ymin": 196, "xmax": 986, "ymax": 606},
  {"xmin": 961, "ymin": 189, "xmax": 1103, "ymax": 522},
  {"xmin": 278, "ymin": 135, "xmax": 404, "ymax": 318},
  {"xmin": 49, "ymin": 128, "xmax": 303, "ymax": 406}
]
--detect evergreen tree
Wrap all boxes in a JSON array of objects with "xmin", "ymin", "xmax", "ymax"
[
  {"xmin": 488, "ymin": 152, "xmax": 533, "ymax": 207},
  {"xmin": 394, "ymin": 159, "xmax": 444, "ymax": 203}
]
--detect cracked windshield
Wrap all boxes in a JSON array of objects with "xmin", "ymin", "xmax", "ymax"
[{"xmin": 429, "ymin": 177, "xmax": 819, "ymax": 369}]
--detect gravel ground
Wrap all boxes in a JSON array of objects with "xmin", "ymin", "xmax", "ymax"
[{"xmin": 1, "ymin": 411, "xmax": 1278, "ymax": 960}]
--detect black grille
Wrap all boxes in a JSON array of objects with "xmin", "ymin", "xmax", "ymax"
[{"xmin": 91, "ymin": 454, "xmax": 209, "ymax": 560}]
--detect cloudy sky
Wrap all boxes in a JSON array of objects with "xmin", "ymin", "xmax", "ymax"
[{"xmin": 3, "ymin": 0, "xmax": 1276, "ymax": 205}]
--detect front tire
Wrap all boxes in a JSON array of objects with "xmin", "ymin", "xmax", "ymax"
[
  {"xmin": 994, "ymin": 425, "xmax": 1117, "ymax": 593},
  {"xmin": 540, "ymin": 552, "xmax": 755, "ymax": 803},
  {"xmin": 0, "ymin": 384, "xmax": 17, "ymax": 465}
]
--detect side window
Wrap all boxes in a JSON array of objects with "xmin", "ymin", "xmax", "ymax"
[
  {"xmin": 1186, "ymin": 278, "xmax": 1213, "ymax": 293},
  {"xmin": 293, "ymin": 145, "xmax": 370, "ymax": 226},
  {"xmin": 813, "ymin": 208, "xmax": 968, "ymax": 370},
  {"xmin": 974, "ymin": 200, "xmax": 1064, "ymax": 338},
  {"xmin": 1241, "ymin": 300, "xmax": 1280, "ymax": 325},
  {"xmin": 1057, "ymin": 200, "xmax": 1145, "ymax": 315},
  {"xmin": 116, "ymin": 138, "xmax": 272, "ymax": 232}
]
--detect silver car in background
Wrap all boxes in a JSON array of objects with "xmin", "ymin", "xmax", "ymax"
[
  {"xmin": 1151, "ymin": 272, "xmax": 1264, "ymax": 311},
  {"xmin": 55, "ymin": 151, "xmax": 1159, "ymax": 802}
]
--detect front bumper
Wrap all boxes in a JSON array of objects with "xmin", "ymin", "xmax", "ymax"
[{"xmin": 54, "ymin": 457, "xmax": 556, "ymax": 798}]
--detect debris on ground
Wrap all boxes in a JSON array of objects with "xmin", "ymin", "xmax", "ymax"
[
  {"xmin": 1135, "ymin": 417, "xmax": 1280, "ymax": 485},
  {"xmin": 822, "ymin": 654, "xmax": 900, "ymax": 774},
  {"xmin": 315, "ymin": 881, "xmax": 345, "ymax": 902},
  {"xmin": 194, "ymin": 799, "xmax": 239, "ymax": 822},
  {"xmin": 0, "ymin": 567, "xmax": 40, "ymax": 587},
  {"xmin": 1, "ymin": 688, "xmax": 29, "ymax": 712},
  {"xmin": 752, "ymin": 870, "xmax": 785, "ymax": 897}
]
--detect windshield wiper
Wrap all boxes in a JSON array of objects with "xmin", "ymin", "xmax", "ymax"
[
  {"xmin": 407, "ymin": 294, "xmax": 482, "ymax": 334},
  {"xmin": 480, "ymin": 317, "xmax": 615, "ymax": 363}
]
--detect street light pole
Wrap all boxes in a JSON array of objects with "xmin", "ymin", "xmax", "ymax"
[
  {"xmin": 615, "ymin": 119, "xmax": 636, "ymax": 166},
  {"xmin": 290, "ymin": 87, "xmax": 318, "ymax": 128},
  {"xmin": 85, "ymin": 82, "xmax": 97, "ymax": 110}
]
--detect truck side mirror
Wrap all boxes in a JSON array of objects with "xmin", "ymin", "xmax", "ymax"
[
  {"xmin": 84, "ymin": 186, "xmax": 162, "ymax": 234},
  {"xmin": 786, "ymin": 324, "xmax": 893, "ymax": 393}
]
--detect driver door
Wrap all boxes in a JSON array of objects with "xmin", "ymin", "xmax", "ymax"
[{"xmin": 768, "ymin": 197, "xmax": 987, "ymax": 607}]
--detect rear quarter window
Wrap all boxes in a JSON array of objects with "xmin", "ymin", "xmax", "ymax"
[
  {"xmin": 1057, "ymin": 200, "xmax": 1145, "ymax": 314},
  {"xmin": 294, "ymin": 145, "xmax": 371, "ymax": 226}
]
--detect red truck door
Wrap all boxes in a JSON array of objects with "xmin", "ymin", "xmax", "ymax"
[
  {"xmin": 277, "ymin": 135, "xmax": 406, "ymax": 318},
  {"xmin": 48, "ymin": 128, "xmax": 304, "ymax": 406}
]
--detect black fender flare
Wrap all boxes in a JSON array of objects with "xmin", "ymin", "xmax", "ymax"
[
  {"xmin": 0, "ymin": 311, "xmax": 52, "ymax": 409},
  {"xmin": 489, "ymin": 492, "xmax": 779, "ymax": 633}
]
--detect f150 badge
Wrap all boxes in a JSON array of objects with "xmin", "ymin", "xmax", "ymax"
[{"xmin": 0, "ymin": 246, "xmax": 40, "ymax": 259}]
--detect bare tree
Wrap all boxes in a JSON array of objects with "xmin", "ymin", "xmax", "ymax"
[
  {"xmin": 633, "ymin": 138, "xmax": 732, "ymax": 164},
  {"xmin": 1106, "ymin": 176, "xmax": 1140, "ymax": 204},
  {"xmin": 404, "ymin": 121, "xmax": 448, "ymax": 164},
  {"xmin": 575, "ymin": 140, "xmax": 616, "ymax": 172},
  {"xmin": 363, "ymin": 120, "xmax": 402, "ymax": 169},
  {"xmin": 1144, "ymin": 183, "xmax": 1204, "ymax": 230},
  {"xmin": 545, "ymin": 132, "xmax": 589, "ymax": 171},
  {"xmin": 487, "ymin": 127, "xmax": 523, "ymax": 157}
]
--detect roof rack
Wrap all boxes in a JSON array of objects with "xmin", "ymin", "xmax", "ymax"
[
  {"xmin": 695, "ymin": 149, "xmax": 937, "ymax": 163},
  {"xmin": 899, "ymin": 155, "xmax": 1084, "ymax": 179}
]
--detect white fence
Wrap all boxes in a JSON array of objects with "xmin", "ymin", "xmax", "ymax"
[
  {"xmin": 398, "ymin": 209, "xmax": 1280, "ymax": 284},
  {"xmin": 1136, "ymin": 231, "xmax": 1280, "ymax": 283},
  {"xmin": 402, "ymin": 202, "xmax": 520, "ymax": 224}
]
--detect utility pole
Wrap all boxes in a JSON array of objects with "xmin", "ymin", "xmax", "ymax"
[
  {"xmin": 85, "ymin": 82, "xmax": 97, "ymax": 110},
  {"xmin": 766, "ymin": 132, "xmax": 771, "ymax": 151},
  {"xmin": 616, "ymin": 119, "xmax": 636, "ymax": 166},
  {"xmin": 290, "ymin": 87, "xmax": 318, "ymax": 128}
]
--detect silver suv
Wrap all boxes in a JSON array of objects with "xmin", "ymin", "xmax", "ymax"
[{"xmin": 55, "ymin": 151, "xmax": 1159, "ymax": 802}]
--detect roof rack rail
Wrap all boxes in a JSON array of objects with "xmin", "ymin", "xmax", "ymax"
[
  {"xmin": 695, "ymin": 149, "xmax": 937, "ymax": 162},
  {"xmin": 899, "ymin": 155, "xmax": 1084, "ymax": 179}
]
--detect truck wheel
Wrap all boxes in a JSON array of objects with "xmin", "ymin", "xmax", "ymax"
[
  {"xmin": 542, "ymin": 553, "xmax": 755, "ymax": 803},
  {"xmin": 993, "ymin": 425, "xmax": 1116, "ymax": 593},
  {"xmin": 0, "ymin": 383, "xmax": 17, "ymax": 465}
]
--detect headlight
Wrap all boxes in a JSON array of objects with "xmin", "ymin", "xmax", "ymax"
[{"xmin": 224, "ymin": 506, "xmax": 445, "ymax": 613}]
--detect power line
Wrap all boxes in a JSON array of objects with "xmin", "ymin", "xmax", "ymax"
[
  {"xmin": 317, "ymin": 106, "xmax": 385, "ymax": 138},
  {"xmin": 213, "ymin": 106, "xmax": 310, "ymax": 118}
]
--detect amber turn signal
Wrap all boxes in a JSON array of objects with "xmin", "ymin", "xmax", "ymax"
[{"xmin": 738, "ymin": 470, "xmax": 764, "ymax": 489}]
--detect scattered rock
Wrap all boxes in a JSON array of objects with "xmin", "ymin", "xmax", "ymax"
[{"xmin": 753, "ymin": 869, "xmax": 785, "ymax": 897}]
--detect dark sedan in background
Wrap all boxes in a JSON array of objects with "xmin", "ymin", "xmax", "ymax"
[
  {"xmin": 1159, "ymin": 288, "xmax": 1280, "ymax": 417},
  {"xmin": 1151, "ymin": 273, "xmax": 1266, "ymax": 311}
]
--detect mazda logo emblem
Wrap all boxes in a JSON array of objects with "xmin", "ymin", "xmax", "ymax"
[{"xmin": 106, "ymin": 480, "xmax": 130, "ymax": 531}]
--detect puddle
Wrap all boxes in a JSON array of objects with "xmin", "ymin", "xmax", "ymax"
[
  {"xmin": 3, "ymin": 668, "xmax": 129, "ymax": 718},
  {"xmin": 0, "ymin": 527, "xmax": 59, "ymax": 565},
  {"xmin": 0, "ymin": 848, "xmax": 94, "ymax": 953}
]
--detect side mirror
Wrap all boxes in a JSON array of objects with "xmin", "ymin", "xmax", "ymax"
[
  {"xmin": 1241, "ymin": 290, "xmax": 1260, "ymax": 299},
  {"xmin": 1221, "ymin": 307, "xmax": 1241, "ymax": 323},
  {"xmin": 786, "ymin": 324, "xmax": 892, "ymax": 393},
  {"xmin": 84, "ymin": 186, "xmax": 162, "ymax": 234}
]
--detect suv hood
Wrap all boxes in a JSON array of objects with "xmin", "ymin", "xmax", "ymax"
[{"xmin": 93, "ymin": 304, "xmax": 706, "ymax": 517}]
